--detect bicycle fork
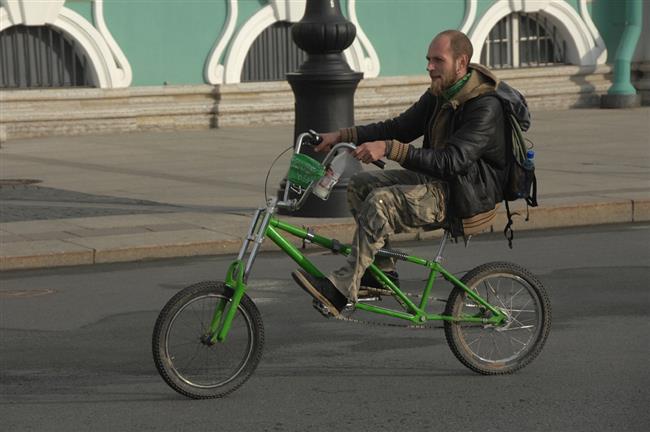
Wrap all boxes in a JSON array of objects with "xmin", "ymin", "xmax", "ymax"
[{"xmin": 206, "ymin": 205, "xmax": 272, "ymax": 343}]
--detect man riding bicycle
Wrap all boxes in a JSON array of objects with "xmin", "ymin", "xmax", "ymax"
[{"xmin": 293, "ymin": 30, "xmax": 526, "ymax": 316}]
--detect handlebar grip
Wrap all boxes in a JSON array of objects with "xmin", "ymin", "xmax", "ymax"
[
  {"xmin": 372, "ymin": 160, "xmax": 386, "ymax": 169},
  {"xmin": 307, "ymin": 129, "xmax": 322, "ymax": 145}
]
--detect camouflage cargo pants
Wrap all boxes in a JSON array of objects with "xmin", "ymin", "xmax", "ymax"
[{"xmin": 328, "ymin": 169, "xmax": 447, "ymax": 301}]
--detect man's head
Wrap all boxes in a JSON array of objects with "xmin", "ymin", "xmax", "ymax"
[{"xmin": 427, "ymin": 30, "xmax": 473, "ymax": 95}]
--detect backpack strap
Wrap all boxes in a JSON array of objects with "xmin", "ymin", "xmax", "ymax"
[
  {"xmin": 526, "ymin": 175, "xmax": 538, "ymax": 207},
  {"xmin": 503, "ymin": 200, "xmax": 518, "ymax": 249}
]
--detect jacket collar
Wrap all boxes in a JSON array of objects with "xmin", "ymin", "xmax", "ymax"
[{"xmin": 447, "ymin": 63, "xmax": 499, "ymax": 109}]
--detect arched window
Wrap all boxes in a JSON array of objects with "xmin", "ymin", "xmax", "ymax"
[
  {"xmin": 480, "ymin": 13, "xmax": 567, "ymax": 69},
  {"xmin": 241, "ymin": 21, "xmax": 307, "ymax": 82},
  {"xmin": 0, "ymin": 25, "xmax": 93, "ymax": 88}
]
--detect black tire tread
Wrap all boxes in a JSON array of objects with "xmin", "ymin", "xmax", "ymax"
[
  {"xmin": 444, "ymin": 261, "xmax": 551, "ymax": 375},
  {"xmin": 152, "ymin": 281, "xmax": 264, "ymax": 399}
]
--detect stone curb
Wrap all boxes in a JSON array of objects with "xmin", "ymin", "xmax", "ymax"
[{"xmin": 1, "ymin": 198, "xmax": 648, "ymax": 272}]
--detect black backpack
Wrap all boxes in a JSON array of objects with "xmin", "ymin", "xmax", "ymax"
[{"xmin": 496, "ymin": 82, "xmax": 538, "ymax": 247}]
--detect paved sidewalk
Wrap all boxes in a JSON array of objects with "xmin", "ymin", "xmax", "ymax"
[{"xmin": 1, "ymin": 107, "xmax": 649, "ymax": 271}]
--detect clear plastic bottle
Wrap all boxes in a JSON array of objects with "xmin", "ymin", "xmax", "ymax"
[
  {"xmin": 524, "ymin": 149, "xmax": 535, "ymax": 170},
  {"xmin": 312, "ymin": 151, "xmax": 350, "ymax": 200}
]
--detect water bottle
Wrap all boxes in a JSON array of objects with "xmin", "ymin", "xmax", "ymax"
[
  {"xmin": 312, "ymin": 151, "xmax": 350, "ymax": 200},
  {"xmin": 523, "ymin": 149, "xmax": 535, "ymax": 170}
]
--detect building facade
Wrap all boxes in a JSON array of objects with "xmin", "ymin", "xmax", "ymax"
[{"xmin": 0, "ymin": 0, "xmax": 647, "ymax": 138}]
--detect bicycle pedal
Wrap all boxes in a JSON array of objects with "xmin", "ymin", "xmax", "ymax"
[
  {"xmin": 311, "ymin": 299, "xmax": 333, "ymax": 318},
  {"xmin": 357, "ymin": 296, "xmax": 381, "ymax": 302}
]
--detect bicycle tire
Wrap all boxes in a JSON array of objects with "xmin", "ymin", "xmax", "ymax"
[
  {"xmin": 444, "ymin": 262, "xmax": 551, "ymax": 375},
  {"xmin": 152, "ymin": 281, "xmax": 264, "ymax": 398}
]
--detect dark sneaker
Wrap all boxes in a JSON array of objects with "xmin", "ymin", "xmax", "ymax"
[
  {"xmin": 291, "ymin": 269, "xmax": 348, "ymax": 316},
  {"xmin": 360, "ymin": 269, "xmax": 400, "ymax": 289}
]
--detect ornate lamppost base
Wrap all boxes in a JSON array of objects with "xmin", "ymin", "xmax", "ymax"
[
  {"xmin": 600, "ymin": 93, "xmax": 642, "ymax": 109},
  {"xmin": 278, "ymin": 0, "xmax": 363, "ymax": 217}
]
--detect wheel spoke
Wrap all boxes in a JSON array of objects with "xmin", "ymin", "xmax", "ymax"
[
  {"xmin": 509, "ymin": 298, "xmax": 533, "ymax": 322},
  {"xmin": 499, "ymin": 324, "xmax": 535, "ymax": 331},
  {"xmin": 170, "ymin": 340, "xmax": 203, "ymax": 348},
  {"xmin": 177, "ymin": 341, "xmax": 203, "ymax": 373},
  {"xmin": 490, "ymin": 336, "xmax": 501, "ymax": 360},
  {"xmin": 484, "ymin": 279, "xmax": 510, "ymax": 312},
  {"xmin": 153, "ymin": 283, "xmax": 263, "ymax": 398},
  {"xmin": 509, "ymin": 335, "xmax": 528, "ymax": 348},
  {"xmin": 464, "ymin": 333, "xmax": 482, "ymax": 348},
  {"xmin": 507, "ymin": 315, "xmax": 534, "ymax": 331},
  {"xmin": 445, "ymin": 266, "xmax": 549, "ymax": 372}
]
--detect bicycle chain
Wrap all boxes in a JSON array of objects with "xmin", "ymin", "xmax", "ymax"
[
  {"xmin": 333, "ymin": 311, "xmax": 444, "ymax": 330},
  {"xmin": 313, "ymin": 288, "xmax": 447, "ymax": 330}
]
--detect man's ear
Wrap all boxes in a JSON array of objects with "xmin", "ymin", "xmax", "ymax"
[{"xmin": 456, "ymin": 54, "xmax": 469, "ymax": 74}]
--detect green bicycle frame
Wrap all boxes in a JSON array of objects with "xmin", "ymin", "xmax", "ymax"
[{"xmin": 207, "ymin": 207, "xmax": 507, "ymax": 343}]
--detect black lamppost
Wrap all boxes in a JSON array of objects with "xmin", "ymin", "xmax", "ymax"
[{"xmin": 281, "ymin": 0, "xmax": 363, "ymax": 217}]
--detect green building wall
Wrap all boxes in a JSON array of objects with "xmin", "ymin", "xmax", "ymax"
[
  {"xmin": 353, "ymin": 1, "xmax": 464, "ymax": 77},
  {"xmin": 0, "ymin": 0, "xmax": 642, "ymax": 87},
  {"xmin": 66, "ymin": 0, "xmax": 92, "ymax": 23},
  {"xmin": 98, "ymin": 0, "xmax": 630, "ymax": 86},
  {"xmin": 104, "ymin": 0, "xmax": 227, "ymax": 86}
]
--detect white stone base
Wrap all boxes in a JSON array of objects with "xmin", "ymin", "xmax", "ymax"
[{"xmin": 0, "ymin": 64, "xmax": 620, "ymax": 140}]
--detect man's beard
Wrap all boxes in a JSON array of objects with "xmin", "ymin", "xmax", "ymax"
[{"xmin": 429, "ymin": 71, "xmax": 456, "ymax": 96}]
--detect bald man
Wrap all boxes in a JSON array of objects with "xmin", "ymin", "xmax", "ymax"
[{"xmin": 293, "ymin": 30, "xmax": 527, "ymax": 316}]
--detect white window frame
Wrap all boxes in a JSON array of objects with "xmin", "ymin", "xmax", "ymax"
[{"xmin": 481, "ymin": 12, "xmax": 566, "ymax": 69}]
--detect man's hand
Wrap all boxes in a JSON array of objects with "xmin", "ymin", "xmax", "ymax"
[
  {"xmin": 314, "ymin": 131, "xmax": 341, "ymax": 153},
  {"xmin": 353, "ymin": 141, "xmax": 387, "ymax": 164}
]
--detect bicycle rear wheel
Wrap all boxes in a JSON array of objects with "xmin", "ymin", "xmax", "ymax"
[
  {"xmin": 152, "ymin": 281, "xmax": 264, "ymax": 398},
  {"xmin": 444, "ymin": 262, "xmax": 550, "ymax": 375}
]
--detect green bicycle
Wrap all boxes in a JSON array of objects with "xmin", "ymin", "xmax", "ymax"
[{"xmin": 152, "ymin": 131, "xmax": 551, "ymax": 399}]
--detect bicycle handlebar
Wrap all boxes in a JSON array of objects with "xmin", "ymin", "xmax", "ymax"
[
  {"xmin": 306, "ymin": 129, "xmax": 323, "ymax": 146},
  {"xmin": 306, "ymin": 129, "xmax": 386, "ymax": 169},
  {"xmin": 278, "ymin": 131, "xmax": 386, "ymax": 211}
]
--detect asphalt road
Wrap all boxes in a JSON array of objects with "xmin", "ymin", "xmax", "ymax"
[{"xmin": 1, "ymin": 223, "xmax": 649, "ymax": 432}]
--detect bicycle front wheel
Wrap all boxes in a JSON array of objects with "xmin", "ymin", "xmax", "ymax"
[
  {"xmin": 152, "ymin": 281, "xmax": 264, "ymax": 398},
  {"xmin": 444, "ymin": 262, "xmax": 551, "ymax": 375}
]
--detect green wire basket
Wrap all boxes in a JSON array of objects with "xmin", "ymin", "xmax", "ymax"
[{"xmin": 287, "ymin": 153, "xmax": 325, "ymax": 188}]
